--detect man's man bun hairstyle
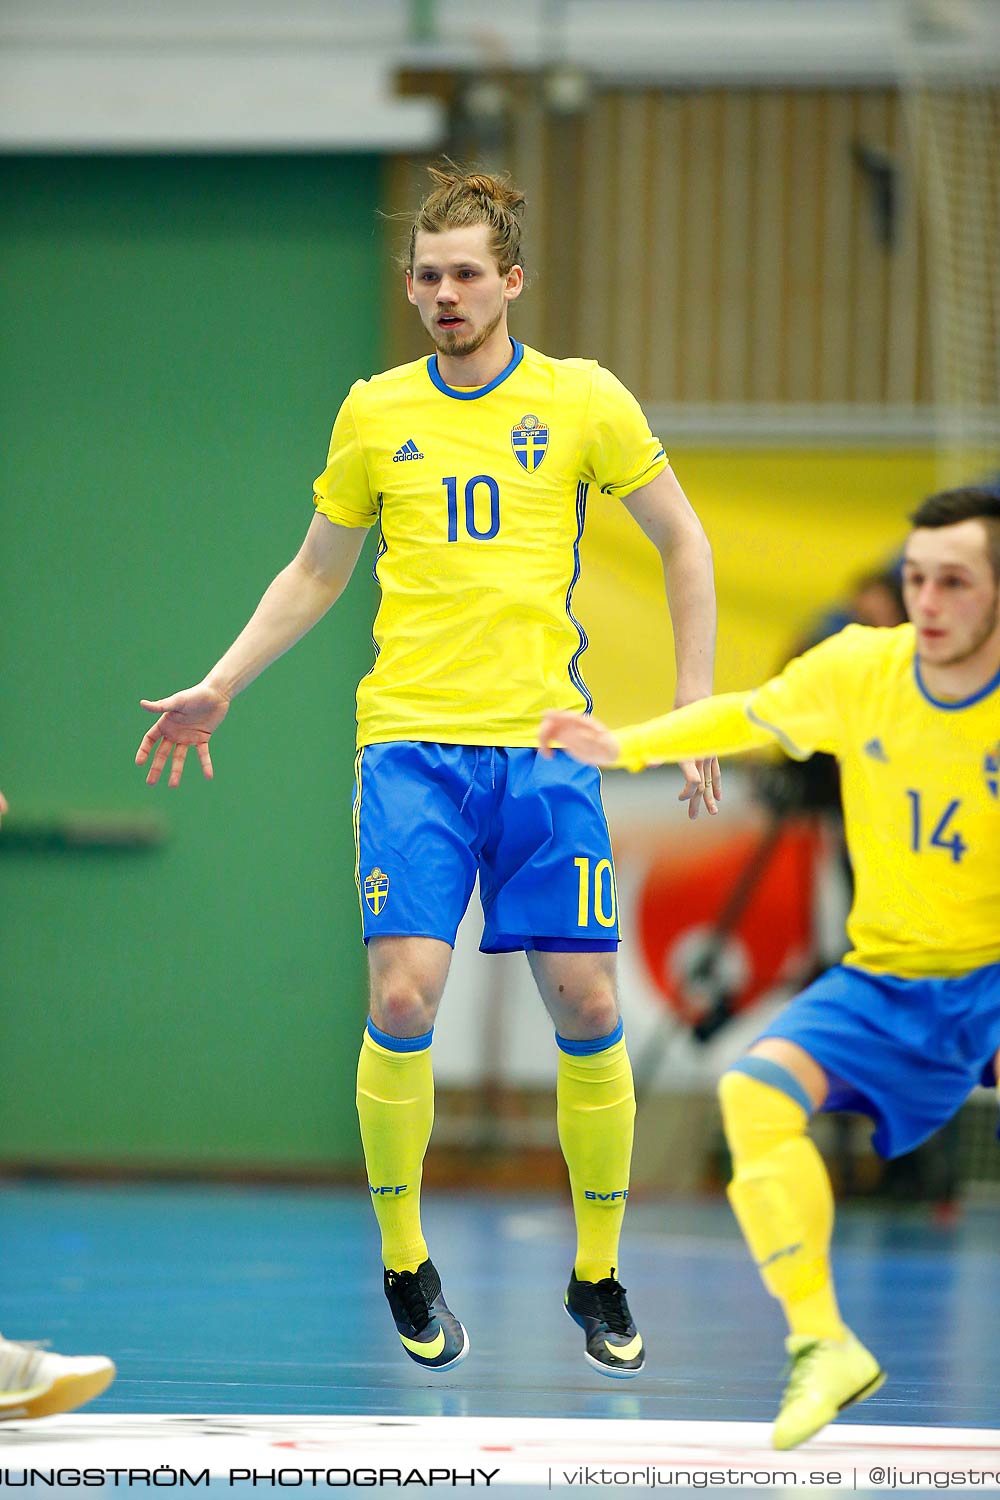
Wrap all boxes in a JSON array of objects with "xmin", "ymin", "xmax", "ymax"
[{"xmin": 408, "ymin": 161, "xmax": 526, "ymax": 275}]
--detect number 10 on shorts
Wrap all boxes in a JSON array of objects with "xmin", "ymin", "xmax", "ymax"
[{"xmin": 574, "ymin": 856, "xmax": 618, "ymax": 928}]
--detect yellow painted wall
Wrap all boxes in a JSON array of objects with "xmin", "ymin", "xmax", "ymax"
[{"xmin": 575, "ymin": 449, "xmax": 940, "ymax": 724}]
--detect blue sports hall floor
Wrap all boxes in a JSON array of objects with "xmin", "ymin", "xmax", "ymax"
[{"xmin": 2, "ymin": 1184, "xmax": 999, "ymax": 1493}]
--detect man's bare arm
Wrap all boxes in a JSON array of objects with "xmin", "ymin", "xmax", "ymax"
[
  {"xmin": 203, "ymin": 512, "xmax": 368, "ymax": 699},
  {"xmin": 620, "ymin": 465, "xmax": 722, "ymax": 816},
  {"xmin": 136, "ymin": 513, "xmax": 369, "ymax": 788}
]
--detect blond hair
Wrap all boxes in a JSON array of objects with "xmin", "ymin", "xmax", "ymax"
[{"xmin": 407, "ymin": 163, "xmax": 526, "ymax": 274}]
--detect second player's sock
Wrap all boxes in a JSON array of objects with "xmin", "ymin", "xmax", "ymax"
[
  {"xmin": 356, "ymin": 1020, "xmax": 434, "ymax": 1273},
  {"xmin": 718, "ymin": 1061, "xmax": 846, "ymax": 1341}
]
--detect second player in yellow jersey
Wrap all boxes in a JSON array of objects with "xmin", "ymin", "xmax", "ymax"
[
  {"xmin": 601, "ymin": 621, "xmax": 1000, "ymax": 977},
  {"xmin": 541, "ymin": 486, "xmax": 1000, "ymax": 1449}
]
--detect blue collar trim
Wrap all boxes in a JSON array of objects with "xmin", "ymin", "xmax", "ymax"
[
  {"xmin": 427, "ymin": 339, "xmax": 523, "ymax": 400},
  {"xmin": 914, "ymin": 654, "xmax": 1000, "ymax": 710}
]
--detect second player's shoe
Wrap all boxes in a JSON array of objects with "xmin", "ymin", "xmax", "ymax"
[
  {"xmin": 0, "ymin": 1336, "xmax": 116, "ymax": 1421},
  {"xmin": 772, "ymin": 1330, "xmax": 885, "ymax": 1449},
  {"xmin": 565, "ymin": 1269, "xmax": 645, "ymax": 1378},
  {"xmin": 383, "ymin": 1260, "xmax": 469, "ymax": 1371}
]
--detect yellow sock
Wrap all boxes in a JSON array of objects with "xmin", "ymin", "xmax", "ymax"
[
  {"xmin": 556, "ymin": 1024, "xmax": 635, "ymax": 1283},
  {"xmin": 356, "ymin": 1023, "xmax": 434, "ymax": 1272},
  {"xmin": 718, "ymin": 1063, "xmax": 846, "ymax": 1342}
]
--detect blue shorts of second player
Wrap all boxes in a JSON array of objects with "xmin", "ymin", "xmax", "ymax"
[
  {"xmin": 352, "ymin": 742, "xmax": 620, "ymax": 954},
  {"xmin": 756, "ymin": 960, "xmax": 1000, "ymax": 1158}
]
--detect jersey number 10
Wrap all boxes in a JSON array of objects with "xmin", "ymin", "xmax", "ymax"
[
  {"xmin": 574, "ymin": 857, "xmax": 618, "ymax": 929},
  {"xmin": 443, "ymin": 475, "xmax": 500, "ymax": 541}
]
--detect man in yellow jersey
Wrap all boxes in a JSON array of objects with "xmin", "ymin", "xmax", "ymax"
[
  {"xmin": 0, "ymin": 791, "xmax": 117, "ymax": 1420},
  {"xmin": 541, "ymin": 487, "xmax": 1000, "ymax": 1442},
  {"xmin": 134, "ymin": 166, "xmax": 720, "ymax": 1378}
]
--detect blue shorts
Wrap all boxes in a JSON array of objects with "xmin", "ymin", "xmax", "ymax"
[
  {"xmin": 757, "ymin": 961, "xmax": 1000, "ymax": 1158},
  {"xmin": 352, "ymin": 743, "xmax": 620, "ymax": 954}
]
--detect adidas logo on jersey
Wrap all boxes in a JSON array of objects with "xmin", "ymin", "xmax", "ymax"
[
  {"xmin": 392, "ymin": 439, "xmax": 424, "ymax": 462},
  {"xmin": 863, "ymin": 737, "xmax": 889, "ymax": 762}
]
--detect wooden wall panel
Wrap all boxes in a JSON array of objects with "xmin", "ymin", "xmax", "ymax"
[
  {"xmin": 785, "ymin": 92, "xmax": 823, "ymax": 401},
  {"xmin": 886, "ymin": 89, "xmax": 922, "ymax": 405},
  {"xmin": 575, "ymin": 93, "xmax": 617, "ymax": 369},
  {"xmin": 749, "ymin": 92, "xmax": 787, "ymax": 402},
  {"xmin": 646, "ymin": 93, "xmax": 684, "ymax": 403},
  {"xmin": 385, "ymin": 84, "xmax": 935, "ymax": 415},
  {"xmin": 507, "ymin": 85, "xmax": 547, "ymax": 356},
  {"xmin": 817, "ymin": 92, "xmax": 855, "ymax": 404},
  {"xmin": 677, "ymin": 91, "xmax": 718, "ymax": 401},
  {"xmin": 612, "ymin": 92, "xmax": 652, "ymax": 399},
  {"xmin": 715, "ymin": 92, "xmax": 753, "ymax": 403},
  {"xmin": 850, "ymin": 91, "xmax": 890, "ymax": 405}
]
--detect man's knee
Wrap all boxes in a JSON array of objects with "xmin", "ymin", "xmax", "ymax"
[
  {"xmin": 368, "ymin": 964, "xmax": 441, "ymax": 1037},
  {"xmin": 718, "ymin": 1059, "xmax": 814, "ymax": 1164},
  {"xmin": 367, "ymin": 936, "xmax": 450, "ymax": 1038},
  {"xmin": 747, "ymin": 1038, "xmax": 829, "ymax": 1110},
  {"xmin": 370, "ymin": 986, "xmax": 437, "ymax": 1038},
  {"xmin": 558, "ymin": 984, "xmax": 620, "ymax": 1041},
  {"xmin": 530, "ymin": 948, "xmax": 620, "ymax": 1040}
]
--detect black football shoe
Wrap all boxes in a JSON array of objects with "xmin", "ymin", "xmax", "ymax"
[
  {"xmin": 565, "ymin": 1268, "xmax": 645, "ymax": 1378},
  {"xmin": 383, "ymin": 1260, "xmax": 469, "ymax": 1371}
]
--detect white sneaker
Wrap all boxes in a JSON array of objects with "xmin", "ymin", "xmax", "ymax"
[{"xmin": 0, "ymin": 1336, "xmax": 115, "ymax": 1420}]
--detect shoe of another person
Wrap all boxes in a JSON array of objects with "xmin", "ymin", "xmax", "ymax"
[
  {"xmin": 773, "ymin": 1330, "xmax": 886, "ymax": 1449},
  {"xmin": 565, "ymin": 1269, "xmax": 645, "ymax": 1378},
  {"xmin": 383, "ymin": 1260, "xmax": 469, "ymax": 1371},
  {"xmin": 0, "ymin": 1336, "xmax": 116, "ymax": 1420}
]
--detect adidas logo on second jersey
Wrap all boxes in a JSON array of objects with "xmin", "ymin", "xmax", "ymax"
[
  {"xmin": 863, "ymin": 737, "xmax": 889, "ymax": 763},
  {"xmin": 392, "ymin": 439, "xmax": 424, "ymax": 462}
]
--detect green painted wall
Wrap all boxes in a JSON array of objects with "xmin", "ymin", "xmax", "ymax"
[{"xmin": 0, "ymin": 156, "xmax": 383, "ymax": 1169}]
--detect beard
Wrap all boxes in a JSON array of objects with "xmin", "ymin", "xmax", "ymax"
[{"xmin": 430, "ymin": 301, "xmax": 505, "ymax": 358}]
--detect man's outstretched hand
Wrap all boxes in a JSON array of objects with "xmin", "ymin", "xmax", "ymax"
[
  {"xmin": 135, "ymin": 683, "xmax": 231, "ymax": 788},
  {"xmin": 539, "ymin": 709, "xmax": 622, "ymax": 767},
  {"xmin": 676, "ymin": 755, "xmax": 722, "ymax": 820},
  {"xmin": 539, "ymin": 708, "xmax": 721, "ymax": 820}
]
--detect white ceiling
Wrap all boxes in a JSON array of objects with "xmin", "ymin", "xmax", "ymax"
[{"xmin": 2, "ymin": 0, "xmax": 997, "ymax": 151}]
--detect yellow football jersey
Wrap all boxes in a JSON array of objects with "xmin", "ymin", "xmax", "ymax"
[
  {"xmin": 616, "ymin": 624, "xmax": 1000, "ymax": 978},
  {"xmin": 314, "ymin": 339, "xmax": 666, "ymax": 747},
  {"xmin": 748, "ymin": 623, "xmax": 1000, "ymax": 976}
]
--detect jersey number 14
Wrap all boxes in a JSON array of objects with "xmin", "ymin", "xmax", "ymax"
[{"xmin": 905, "ymin": 790, "xmax": 968, "ymax": 863}]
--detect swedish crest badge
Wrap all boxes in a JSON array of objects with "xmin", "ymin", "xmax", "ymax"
[
  {"xmin": 511, "ymin": 413, "xmax": 549, "ymax": 473},
  {"xmin": 364, "ymin": 866, "xmax": 390, "ymax": 915}
]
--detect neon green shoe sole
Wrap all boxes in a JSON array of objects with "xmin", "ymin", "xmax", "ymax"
[{"xmin": 773, "ymin": 1330, "xmax": 885, "ymax": 1450}]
